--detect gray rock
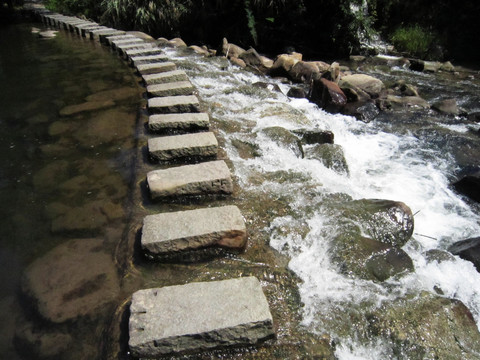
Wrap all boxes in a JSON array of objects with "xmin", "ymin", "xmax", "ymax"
[
  {"xmin": 91, "ymin": 29, "xmax": 125, "ymax": 41},
  {"xmin": 148, "ymin": 132, "xmax": 218, "ymax": 161},
  {"xmin": 136, "ymin": 61, "xmax": 176, "ymax": 75},
  {"xmin": 143, "ymin": 70, "xmax": 189, "ymax": 86},
  {"xmin": 147, "ymin": 160, "xmax": 233, "ymax": 199},
  {"xmin": 125, "ymin": 47, "xmax": 164, "ymax": 62},
  {"xmin": 147, "ymin": 81, "xmax": 194, "ymax": 97},
  {"xmin": 304, "ymin": 143, "xmax": 349, "ymax": 175},
  {"xmin": 148, "ymin": 95, "xmax": 200, "ymax": 114},
  {"xmin": 104, "ymin": 34, "xmax": 136, "ymax": 46},
  {"xmin": 448, "ymin": 237, "xmax": 480, "ymax": 271},
  {"xmin": 432, "ymin": 98, "xmax": 462, "ymax": 116},
  {"xmin": 141, "ymin": 205, "xmax": 246, "ymax": 255},
  {"xmin": 131, "ymin": 54, "xmax": 169, "ymax": 67},
  {"xmin": 148, "ymin": 113, "xmax": 210, "ymax": 132},
  {"xmin": 129, "ymin": 277, "xmax": 274, "ymax": 357},
  {"xmin": 110, "ymin": 38, "xmax": 145, "ymax": 50}
]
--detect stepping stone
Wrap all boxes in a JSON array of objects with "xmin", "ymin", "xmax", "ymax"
[
  {"xmin": 129, "ymin": 277, "xmax": 274, "ymax": 357},
  {"xmin": 90, "ymin": 28, "xmax": 125, "ymax": 41},
  {"xmin": 148, "ymin": 113, "xmax": 210, "ymax": 132},
  {"xmin": 110, "ymin": 38, "xmax": 144, "ymax": 50},
  {"xmin": 125, "ymin": 48, "xmax": 163, "ymax": 62},
  {"xmin": 148, "ymin": 132, "xmax": 218, "ymax": 161},
  {"xmin": 80, "ymin": 26, "xmax": 107, "ymax": 37},
  {"xmin": 148, "ymin": 95, "xmax": 200, "ymax": 114},
  {"xmin": 136, "ymin": 62, "xmax": 176, "ymax": 75},
  {"xmin": 143, "ymin": 70, "xmax": 189, "ymax": 86},
  {"xmin": 104, "ymin": 34, "xmax": 136, "ymax": 46},
  {"xmin": 73, "ymin": 23, "xmax": 99, "ymax": 35},
  {"xmin": 147, "ymin": 81, "xmax": 194, "ymax": 97},
  {"xmin": 131, "ymin": 54, "xmax": 168, "ymax": 67},
  {"xmin": 147, "ymin": 160, "xmax": 233, "ymax": 199},
  {"xmin": 141, "ymin": 205, "xmax": 246, "ymax": 255},
  {"xmin": 117, "ymin": 43, "xmax": 153, "ymax": 56}
]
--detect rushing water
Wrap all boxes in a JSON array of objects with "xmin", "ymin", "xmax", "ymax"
[{"xmin": 163, "ymin": 48, "xmax": 480, "ymax": 358}]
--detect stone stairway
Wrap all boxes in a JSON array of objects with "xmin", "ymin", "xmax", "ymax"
[{"xmin": 31, "ymin": 9, "xmax": 275, "ymax": 357}]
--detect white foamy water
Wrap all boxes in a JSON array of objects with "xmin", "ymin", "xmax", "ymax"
[{"xmin": 168, "ymin": 49, "xmax": 480, "ymax": 358}]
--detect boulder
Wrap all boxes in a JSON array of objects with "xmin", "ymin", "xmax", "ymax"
[
  {"xmin": 188, "ymin": 45, "xmax": 210, "ymax": 56},
  {"xmin": 448, "ymin": 237, "xmax": 480, "ymax": 271},
  {"xmin": 292, "ymin": 129, "xmax": 334, "ymax": 145},
  {"xmin": 168, "ymin": 37, "xmax": 187, "ymax": 47},
  {"xmin": 288, "ymin": 61, "xmax": 320, "ymax": 83},
  {"xmin": 322, "ymin": 62, "xmax": 340, "ymax": 83},
  {"xmin": 268, "ymin": 54, "xmax": 300, "ymax": 78},
  {"xmin": 218, "ymin": 38, "xmax": 245, "ymax": 59},
  {"xmin": 432, "ymin": 98, "xmax": 462, "ymax": 116},
  {"xmin": 339, "ymin": 74, "xmax": 385, "ymax": 99},
  {"xmin": 229, "ymin": 57, "xmax": 247, "ymax": 68},
  {"xmin": 365, "ymin": 247, "xmax": 414, "ymax": 281},
  {"xmin": 391, "ymin": 80, "xmax": 419, "ymax": 97},
  {"xmin": 238, "ymin": 48, "xmax": 273, "ymax": 73},
  {"xmin": 21, "ymin": 238, "xmax": 120, "ymax": 323},
  {"xmin": 440, "ymin": 61, "xmax": 455, "ymax": 72},
  {"xmin": 309, "ymin": 77, "xmax": 347, "ymax": 112},
  {"xmin": 346, "ymin": 102, "xmax": 380, "ymax": 123},
  {"xmin": 379, "ymin": 95, "xmax": 430, "ymax": 110},
  {"xmin": 261, "ymin": 126, "xmax": 302, "ymax": 157},
  {"xmin": 287, "ymin": 87, "xmax": 307, "ymax": 98},
  {"xmin": 304, "ymin": 143, "xmax": 349, "ymax": 175}
]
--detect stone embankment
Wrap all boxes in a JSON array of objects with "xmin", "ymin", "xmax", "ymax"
[{"xmin": 29, "ymin": 7, "xmax": 275, "ymax": 358}]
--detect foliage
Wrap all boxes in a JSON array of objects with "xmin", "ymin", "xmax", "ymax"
[
  {"xmin": 391, "ymin": 25, "xmax": 434, "ymax": 58},
  {"xmin": 45, "ymin": 0, "xmax": 104, "ymax": 19}
]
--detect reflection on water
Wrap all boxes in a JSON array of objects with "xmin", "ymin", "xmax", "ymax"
[{"xmin": 0, "ymin": 21, "xmax": 141, "ymax": 359}]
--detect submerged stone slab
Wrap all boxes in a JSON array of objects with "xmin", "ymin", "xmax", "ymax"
[
  {"xmin": 129, "ymin": 277, "xmax": 273, "ymax": 357},
  {"xmin": 147, "ymin": 160, "xmax": 233, "ymax": 199},
  {"xmin": 141, "ymin": 205, "xmax": 246, "ymax": 255},
  {"xmin": 148, "ymin": 113, "xmax": 210, "ymax": 132},
  {"xmin": 143, "ymin": 70, "xmax": 189, "ymax": 86},
  {"xmin": 148, "ymin": 95, "xmax": 200, "ymax": 114},
  {"xmin": 147, "ymin": 81, "xmax": 194, "ymax": 97},
  {"xmin": 131, "ymin": 54, "xmax": 168, "ymax": 67},
  {"xmin": 148, "ymin": 132, "xmax": 218, "ymax": 161},
  {"xmin": 136, "ymin": 62, "xmax": 177, "ymax": 75}
]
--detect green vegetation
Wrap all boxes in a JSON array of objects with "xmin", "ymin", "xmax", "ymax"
[{"xmin": 391, "ymin": 25, "xmax": 434, "ymax": 59}]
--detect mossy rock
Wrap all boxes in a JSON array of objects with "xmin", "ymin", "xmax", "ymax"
[
  {"xmin": 261, "ymin": 126, "xmax": 303, "ymax": 157},
  {"xmin": 304, "ymin": 143, "xmax": 349, "ymax": 175}
]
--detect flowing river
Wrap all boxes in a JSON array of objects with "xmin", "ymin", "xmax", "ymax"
[{"xmin": 1, "ymin": 16, "xmax": 480, "ymax": 360}]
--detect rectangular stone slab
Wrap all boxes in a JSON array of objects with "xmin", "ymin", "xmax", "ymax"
[
  {"xmin": 141, "ymin": 205, "xmax": 246, "ymax": 254},
  {"xmin": 143, "ymin": 70, "xmax": 189, "ymax": 86},
  {"xmin": 147, "ymin": 81, "xmax": 194, "ymax": 97},
  {"xmin": 80, "ymin": 26, "xmax": 107, "ymax": 37},
  {"xmin": 148, "ymin": 113, "xmax": 210, "ymax": 132},
  {"xmin": 148, "ymin": 95, "xmax": 200, "ymax": 114},
  {"xmin": 136, "ymin": 62, "xmax": 177, "ymax": 75},
  {"xmin": 147, "ymin": 160, "xmax": 233, "ymax": 198},
  {"xmin": 90, "ymin": 29, "xmax": 125, "ymax": 40},
  {"xmin": 148, "ymin": 132, "xmax": 218, "ymax": 161},
  {"xmin": 118, "ymin": 43, "xmax": 153, "ymax": 58},
  {"xmin": 104, "ymin": 34, "xmax": 136, "ymax": 46},
  {"xmin": 131, "ymin": 54, "xmax": 168, "ymax": 67},
  {"xmin": 125, "ymin": 48, "xmax": 164, "ymax": 62},
  {"xmin": 110, "ymin": 38, "xmax": 145, "ymax": 50},
  {"xmin": 129, "ymin": 276, "xmax": 274, "ymax": 357}
]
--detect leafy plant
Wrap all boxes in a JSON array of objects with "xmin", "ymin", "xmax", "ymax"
[{"xmin": 391, "ymin": 25, "xmax": 434, "ymax": 58}]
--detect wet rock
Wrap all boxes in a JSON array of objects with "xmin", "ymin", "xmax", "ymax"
[
  {"xmin": 59, "ymin": 100, "xmax": 115, "ymax": 116},
  {"xmin": 391, "ymin": 80, "xmax": 419, "ymax": 97},
  {"xmin": 371, "ymin": 54, "xmax": 410, "ymax": 67},
  {"xmin": 21, "ymin": 238, "xmax": 120, "ymax": 323},
  {"xmin": 453, "ymin": 170, "xmax": 480, "ymax": 202},
  {"xmin": 288, "ymin": 61, "xmax": 320, "ymax": 83},
  {"xmin": 448, "ymin": 237, "xmax": 480, "ymax": 271},
  {"xmin": 424, "ymin": 249, "xmax": 456, "ymax": 263},
  {"xmin": 346, "ymin": 102, "xmax": 380, "ymax": 123},
  {"xmin": 33, "ymin": 160, "xmax": 70, "ymax": 191},
  {"xmin": 366, "ymin": 247, "xmax": 414, "ymax": 281},
  {"xmin": 304, "ymin": 143, "xmax": 349, "ymax": 175},
  {"xmin": 287, "ymin": 87, "xmax": 307, "ymax": 98},
  {"xmin": 188, "ymin": 45, "xmax": 210, "ymax": 56},
  {"xmin": 252, "ymin": 81, "xmax": 282, "ymax": 93},
  {"xmin": 229, "ymin": 57, "xmax": 246, "ymax": 68},
  {"xmin": 231, "ymin": 138, "xmax": 261, "ymax": 159},
  {"xmin": 467, "ymin": 112, "xmax": 480, "ymax": 123},
  {"xmin": 238, "ymin": 48, "xmax": 273, "ymax": 73},
  {"xmin": 367, "ymin": 293, "xmax": 480, "ymax": 359},
  {"xmin": 440, "ymin": 61, "xmax": 455, "ymax": 72},
  {"xmin": 218, "ymin": 37, "xmax": 245, "ymax": 59},
  {"xmin": 322, "ymin": 62, "xmax": 340, "ymax": 83},
  {"xmin": 339, "ymin": 74, "xmax": 385, "ymax": 99},
  {"xmin": 309, "ymin": 77, "xmax": 347, "ymax": 112},
  {"xmin": 379, "ymin": 95, "xmax": 430, "ymax": 110},
  {"xmin": 350, "ymin": 55, "xmax": 366, "ymax": 62},
  {"xmin": 292, "ymin": 129, "xmax": 334, "ymax": 145},
  {"xmin": 261, "ymin": 126, "xmax": 303, "ymax": 157},
  {"xmin": 268, "ymin": 53, "xmax": 300, "ymax": 78},
  {"xmin": 432, "ymin": 98, "xmax": 462, "ymax": 116}
]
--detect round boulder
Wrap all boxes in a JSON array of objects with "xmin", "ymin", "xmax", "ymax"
[{"xmin": 339, "ymin": 74, "xmax": 385, "ymax": 99}]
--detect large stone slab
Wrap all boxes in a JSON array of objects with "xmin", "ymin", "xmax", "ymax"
[
  {"xmin": 73, "ymin": 23, "xmax": 99, "ymax": 35},
  {"xmin": 117, "ymin": 42, "xmax": 153, "ymax": 57},
  {"xmin": 148, "ymin": 132, "xmax": 218, "ymax": 161},
  {"xmin": 143, "ymin": 70, "xmax": 189, "ymax": 86},
  {"xmin": 125, "ymin": 48, "xmax": 164, "ymax": 62},
  {"xmin": 147, "ymin": 160, "xmax": 233, "ymax": 198},
  {"xmin": 110, "ymin": 38, "xmax": 144, "ymax": 50},
  {"xmin": 148, "ymin": 113, "xmax": 210, "ymax": 132},
  {"xmin": 141, "ymin": 205, "xmax": 246, "ymax": 255},
  {"xmin": 136, "ymin": 62, "xmax": 177, "ymax": 75},
  {"xmin": 131, "ymin": 54, "xmax": 168, "ymax": 67},
  {"xmin": 147, "ymin": 81, "xmax": 194, "ymax": 97},
  {"xmin": 80, "ymin": 26, "xmax": 107, "ymax": 37},
  {"xmin": 129, "ymin": 277, "xmax": 274, "ymax": 357},
  {"xmin": 89, "ymin": 28, "xmax": 124, "ymax": 40},
  {"xmin": 104, "ymin": 34, "xmax": 136, "ymax": 46},
  {"xmin": 148, "ymin": 95, "xmax": 200, "ymax": 114}
]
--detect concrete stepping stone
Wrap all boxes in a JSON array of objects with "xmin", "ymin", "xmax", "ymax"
[
  {"xmin": 80, "ymin": 26, "xmax": 107, "ymax": 37},
  {"xmin": 147, "ymin": 81, "xmax": 194, "ymax": 97},
  {"xmin": 104, "ymin": 34, "xmax": 136, "ymax": 46},
  {"xmin": 143, "ymin": 70, "xmax": 189, "ymax": 86},
  {"xmin": 125, "ymin": 48, "xmax": 164, "ymax": 62},
  {"xmin": 148, "ymin": 113, "xmax": 210, "ymax": 132},
  {"xmin": 129, "ymin": 277, "xmax": 274, "ymax": 357},
  {"xmin": 136, "ymin": 62, "xmax": 177, "ymax": 75},
  {"xmin": 147, "ymin": 160, "xmax": 233, "ymax": 199},
  {"xmin": 131, "ymin": 54, "xmax": 168, "ymax": 67},
  {"xmin": 90, "ymin": 28, "xmax": 125, "ymax": 41},
  {"xmin": 141, "ymin": 205, "xmax": 246, "ymax": 255},
  {"xmin": 148, "ymin": 95, "xmax": 200, "ymax": 114},
  {"xmin": 118, "ymin": 43, "xmax": 153, "ymax": 57},
  {"xmin": 73, "ymin": 23, "xmax": 99, "ymax": 35},
  {"xmin": 110, "ymin": 38, "xmax": 144, "ymax": 50},
  {"xmin": 148, "ymin": 132, "xmax": 218, "ymax": 161}
]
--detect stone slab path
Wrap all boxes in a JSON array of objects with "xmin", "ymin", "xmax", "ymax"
[
  {"xmin": 148, "ymin": 132, "xmax": 218, "ymax": 161},
  {"xmin": 136, "ymin": 61, "xmax": 177, "ymax": 75},
  {"xmin": 141, "ymin": 205, "xmax": 246, "ymax": 254},
  {"xmin": 148, "ymin": 113, "xmax": 210, "ymax": 132},
  {"xmin": 142, "ymin": 70, "xmax": 189, "ymax": 85},
  {"xmin": 129, "ymin": 277, "xmax": 274, "ymax": 357},
  {"xmin": 147, "ymin": 160, "xmax": 233, "ymax": 198},
  {"xmin": 148, "ymin": 95, "xmax": 200, "ymax": 114}
]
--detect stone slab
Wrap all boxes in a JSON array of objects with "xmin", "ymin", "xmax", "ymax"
[
  {"xmin": 143, "ymin": 70, "xmax": 189, "ymax": 86},
  {"xmin": 148, "ymin": 113, "xmax": 210, "ymax": 132},
  {"xmin": 80, "ymin": 26, "xmax": 107, "ymax": 37},
  {"xmin": 104, "ymin": 34, "xmax": 136, "ymax": 46},
  {"xmin": 148, "ymin": 95, "xmax": 200, "ymax": 114},
  {"xmin": 90, "ymin": 28, "xmax": 125, "ymax": 40},
  {"xmin": 141, "ymin": 205, "xmax": 246, "ymax": 254},
  {"xmin": 73, "ymin": 23, "xmax": 99, "ymax": 35},
  {"xmin": 148, "ymin": 132, "xmax": 218, "ymax": 161},
  {"xmin": 118, "ymin": 43, "xmax": 153, "ymax": 58},
  {"xmin": 131, "ymin": 54, "xmax": 168, "ymax": 67},
  {"xmin": 129, "ymin": 277, "xmax": 273, "ymax": 357},
  {"xmin": 110, "ymin": 38, "xmax": 145, "ymax": 50},
  {"xmin": 147, "ymin": 160, "xmax": 233, "ymax": 199},
  {"xmin": 147, "ymin": 81, "xmax": 194, "ymax": 97},
  {"xmin": 136, "ymin": 62, "xmax": 177, "ymax": 75},
  {"xmin": 125, "ymin": 48, "xmax": 164, "ymax": 62}
]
